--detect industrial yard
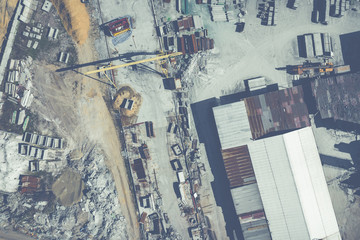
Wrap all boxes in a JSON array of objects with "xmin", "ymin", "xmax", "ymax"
[{"xmin": 0, "ymin": 0, "xmax": 360, "ymax": 240}]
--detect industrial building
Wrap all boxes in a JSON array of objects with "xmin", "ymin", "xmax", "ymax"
[
  {"xmin": 311, "ymin": 72, "xmax": 360, "ymax": 125},
  {"xmin": 212, "ymin": 86, "xmax": 341, "ymax": 240},
  {"xmin": 214, "ymin": 86, "xmax": 310, "ymax": 148}
]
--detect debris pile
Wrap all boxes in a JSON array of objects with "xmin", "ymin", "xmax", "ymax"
[
  {"xmin": 4, "ymin": 58, "xmax": 34, "ymax": 108},
  {"xmin": 0, "ymin": 147, "xmax": 127, "ymax": 240},
  {"xmin": 72, "ymin": 148, "xmax": 128, "ymax": 239}
]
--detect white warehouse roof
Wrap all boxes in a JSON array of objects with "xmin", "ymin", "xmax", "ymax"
[
  {"xmin": 213, "ymin": 101, "xmax": 252, "ymax": 150},
  {"xmin": 248, "ymin": 127, "xmax": 341, "ymax": 240}
]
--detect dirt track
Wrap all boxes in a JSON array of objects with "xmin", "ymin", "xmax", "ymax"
[
  {"xmin": 0, "ymin": 0, "xmax": 18, "ymax": 47},
  {"xmin": 75, "ymin": 41, "xmax": 139, "ymax": 239}
]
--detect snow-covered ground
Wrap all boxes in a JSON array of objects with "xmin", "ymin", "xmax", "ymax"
[{"xmin": 0, "ymin": 131, "xmax": 28, "ymax": 192}]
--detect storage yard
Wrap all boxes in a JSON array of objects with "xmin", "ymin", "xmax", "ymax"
[{"xmin": 0, "ymin": 0, "xmax": 360, "ymax": 240}]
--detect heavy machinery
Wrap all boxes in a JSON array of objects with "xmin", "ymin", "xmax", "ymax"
[
  {"xmin": 97, "ymin": 63, "xmax": 117, "ymax": 88},
  {"xmin": 287, "ymin": 61, "xmax": 334, "ymax": 76},
  {"xmin": 84, "ymin": 52, "xmax": 183, "ymax": 75}
]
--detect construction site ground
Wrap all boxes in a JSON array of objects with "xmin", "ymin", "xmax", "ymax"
[
  {"xmin": 77, "ymin": 0, "xmax": 360, "ymax": 239},
  {"xmin": 189, "ymin": 0, "xmax": 360, "ymax": 101},
  {"xmin": 1, "ymin": 0, "xmax": 360, "ymax": 239}
]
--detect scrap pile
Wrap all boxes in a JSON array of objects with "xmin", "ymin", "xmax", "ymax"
[
  {"xmin": 208, "ymin": 1, "xmax": 246, "ymax": 23},
  {"xmin": 258, "ymin": 1, "xmax": 277, "ymax": 26},
  {"xmin": 330, "ymin": 0, "xmax": 350, "ymax": 17}
]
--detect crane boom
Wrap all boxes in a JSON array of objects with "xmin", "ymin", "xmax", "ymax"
[{"xmin": 84, "ymin": 52, "xmax": 183, "ymax": 75}]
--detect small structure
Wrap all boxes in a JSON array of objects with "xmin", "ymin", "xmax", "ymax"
[
  {"xmin": 139, "ymin": 144, "xmax": 151, "ymax": 160},
  {"xmin": 20, "ymin": 175, "xmax": 41, "ymax": 194},
  {"xmin": 23, "ymin": 132, "xmax": 64, "ymax": 149},
  {"xmin": 29, "ymin": 160, "xmax": 39, "ymax": 172},
  {"xmin": 177, "ymin": 171, "xmax": 186, "ymax": 183},
  {"xmin": 139, "ymin": 195, "xmax": 151, "ymax": 208},
  {"xmin": 313, "ymin": 33, "xmax": 323, "ymax": 57},
  {"xmin": 163, "ymin": 78, "xmax": 182, "ymax": 90},
  {"xmin": 170, "ymin": 159, "xmax": 183, "ymax": 171},
  {"xmin": 177, "ymin": 34, "xmax": 214, "ymax": 55},
  {"xmin": 19, "ymin": 0, "xmax": 36, "ymax": 24},
  {"xmin": 132, "ymin": 159, "xmax": 146, "ymax": 181},
  {"xmin": 41, "ymin": 0, "xmax": 52, "ymax": 12},
  {"xmin": 145, "ymin": 121, "xmax": 155, "ymax": 137},
  {"xmin": 104, "ymin": 17, "xmax": 131, "ymax": 37},
  {"xmin": 244, "ymin": 77, "xmax": 266, "ymax": 92},
  {"xmin": 171, "ymin": 144, "xmax": 182, "ymax": 156},
  {"xmin": 139, "ymin": 212, "xmax": 148, "ymax": 224},
  {"xmin": 334, "ymin": 65, "xmax": 351, "ymax": 74},
  {"xmin": 210, "ymin": 4, "xmax": 227, "ymax": 22},
  {"xmin": 58, "ymin": 52, "xmax": 70, "ymax": 63},
  {"xmin": 175, "ymin": 16, "xmax": 195, "ymax": 32},
  {"xmin": 120, "ymin": 98, "xmax": 134, "ymax": 110},
  {"xmin": 304, "ymin": 34, "xmax": 314, "ymax": 58},
  {"xmin": 17, "ymin": 110, "xmax": 26, "ymax": 125},
  {"xmin": 48, "ymin": 27, "xmax": 59, "ymax": 40}
]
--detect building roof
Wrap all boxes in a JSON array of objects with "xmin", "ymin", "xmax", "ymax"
[
  {"xmin": 213, "ymin": 101, "xmax": 252, "ymax": 150},
  {"xmin": 244, "ymin": 86, "xmax": 310, "ymax": 139},
  {"xmin": 241, "ymin": 218, "xmax": 272, "ymax": 240},
  {"xmin": 222, "ymin": 145, "xmax": 256, "ymax": 188},
  {"xmin": 133, "ymin": 159, "xmax": 146, "ymax": 180},
  {"xmin": 311, "ymin": 72, "xmax": 360, "ymax": 124},
  {"xmin": 248, "ymin": 127, "xmax": 341, "ymax": 240},
  {"xmin": 230, "ymin": 183, "xmax": 263, "ymax": 216}
]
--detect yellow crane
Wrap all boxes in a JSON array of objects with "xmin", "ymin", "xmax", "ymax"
[{"xmin": 85, "ymin": 52, "xmax": 183, "ymax": 75}]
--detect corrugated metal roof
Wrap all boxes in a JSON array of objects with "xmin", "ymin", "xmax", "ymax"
[
  {"xmin": 311, "ymin": 72, "xmax": 360, "ymax": 124},
  {"xmin": 241, "ymin": 218, "xmax": 272, "ymax": 240},
  {"xmin": 248, "ymin": 127, "xmax": 341, "ymax": 240},
  {"xmin": 245, "ymin": 86, "xmax": 310, "ymax": 139},
  {"xmin": 230, "ymin": 183, "xmax": 263, "ymax": 216},
  {"xmin": 305, "ymin": 34, "xmax": 314, "ymax": 58},
  {"xmin": 213, "ymin": 101, "xmax": 252, "ymax": 150},
  {"xmin": 222, "ymin": 145, "xmax": 256, "ymax": 188}
]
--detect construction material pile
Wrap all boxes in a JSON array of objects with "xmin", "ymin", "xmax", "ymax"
[
  {"xmin": 50, "ymin": 0, "xmax": 90, "ymax": 45},
  {"xmin": 52, "ymin": 169, "xmax": 84, "ymax": 206}
]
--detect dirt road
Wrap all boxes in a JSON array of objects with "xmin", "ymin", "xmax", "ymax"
[
  {"xmin": 75, "ymin": 41, "xmax": 139, "ymax": 239},
  {"xmin": 0, "ymin": 0, "xmax": 18, "ymax": 47}
]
